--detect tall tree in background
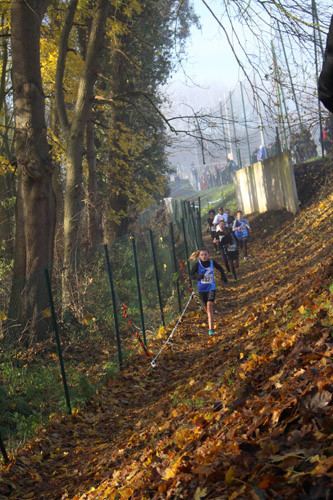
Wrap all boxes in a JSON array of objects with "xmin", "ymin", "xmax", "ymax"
[
  {"xmin": 55, "ymin": 0, "xmax": 110, "ymax": 301},
  {"xmin": 0, "ymin": 7, "xmax": 12, "ymax": 250},
  {"xmin": 8, "ymin": 0, "xmax": 55, "ymax": 339},
  {"xmin": 101, "ymin": 0, "xmax": 198, "ymax": 238}
]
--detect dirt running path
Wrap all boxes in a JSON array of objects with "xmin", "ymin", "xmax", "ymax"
[{"xmin": 1, "ymin": 201, "xmax": 332, "ymax": 500}]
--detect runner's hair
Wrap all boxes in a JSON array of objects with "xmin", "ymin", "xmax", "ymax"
[{"xmin": 189, "ymin": 247, "xmax": 210, "ymax": 261}]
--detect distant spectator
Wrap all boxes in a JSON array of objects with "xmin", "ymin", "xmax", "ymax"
[
  {"xmin": 201, "ymin": 173, "xmax": 208, "ymax": 190},
  {"xmin": 320, "ymin": 125, "xmax": 330, "ymax": 155},
  {"xmin": 251, "ymin": 147, "xmax": 259, "ymax": 164},
  {"xmin": 227, "ymin": 158, "xmax": 237, "ymax": 171},
  {"xmin": 191, "ymin": 166, "xmax": 198, "ymax": 181},
  {"xmin": 208, "ymin": 170, "xmax": 213, "ymax": 189},
  {"xmin": 320, "ymin": 116, "xmax": 333, "ymax": 154},
  {"xmin": 214, "ymin": 165, "xmax": 222, "ymax": 186},
  {"xmin": 257, "ymin": 145, "xmax": 266, "ymax": 161},
  {"xmin": 290, "ymin": 127, "xmax": 317, "ymax": 163}
]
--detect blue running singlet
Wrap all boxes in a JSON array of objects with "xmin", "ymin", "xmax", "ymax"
[
  {"xmin": 197, "ymin": 259, "xmax": 216, "ymax": 292},
  {"xmin": 234, "ymin": 218, "xmax": 248, "ymax": 239}
]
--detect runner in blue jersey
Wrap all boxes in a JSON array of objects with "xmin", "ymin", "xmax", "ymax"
[
  {"xmin": 190, "ymin": 247, "xmax": 227, "ymax": 336},
  {"xmin": 233, "ymin": 210, "xmax": 251, "ymax": 260}
]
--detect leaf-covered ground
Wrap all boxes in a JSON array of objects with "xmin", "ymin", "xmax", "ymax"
[{"xmin": 1, "ymin": 165, "xmax": 332, "ymax": 500}]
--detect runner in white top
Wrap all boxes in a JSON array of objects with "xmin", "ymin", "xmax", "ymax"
[{"xmin": 212, "ymin": 207, "xmax": 228, "ymax": 228}]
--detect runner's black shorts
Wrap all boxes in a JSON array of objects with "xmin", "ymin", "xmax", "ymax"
[
  {"xmin": 210, "ymin": 230, "xmax": 217, "ymax": 240},
  {"xmin": 225, "ymin": 249, "xmax": 239, "ymax": 261},
  {"xmin": 199, "ymin": 290, "xmax": 216, "ymax": 304}
]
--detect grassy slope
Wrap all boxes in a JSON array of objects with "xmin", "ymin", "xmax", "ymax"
[
  {"xmin": 0, "ymin": 170, "xmax": 332, "ymax": 500},
  {"xmin": 182, "ymin": 183, "xmax": 237, "ymax": 225},
  {"xmin": 183, "ymin": 184, "xmax": 237, "ymax": 212}
]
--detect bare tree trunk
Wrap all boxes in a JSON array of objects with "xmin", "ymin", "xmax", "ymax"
[
  {"xmin": 86, "ymin": 109, "xmax": 102, "ymax": 246},
  {"xmin": 0, "ymin": 13, "xmax": 12, "ymax": 251},
  {"xmin": 8, "ymin": 0, "xmax": 55, "ymax": 342},
  {"xmin": 0, "ymin": 13, "xmax": 9, "ymax": 113},
  {"xmin": 50, "ymin": 106, "xmax": 64, "ymax": 264},
  {"xmin": 55, "ymin": 0, "xmax": 109, "ymax": 303},
  {"xmin": 52, "ymin": 162, "xmax": 64, "ymax": 249},
  {"xmin": 0, "ymin": 173, "xmax": 11, "ymax": 247},
  {"xmin": 101, "ymin": 29, "xmax": 132, "ymax": 240}
]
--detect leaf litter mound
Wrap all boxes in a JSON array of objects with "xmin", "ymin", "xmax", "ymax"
[{"xmin": 1, "ymin": 165, "xmax": 332, "ymax": 500}]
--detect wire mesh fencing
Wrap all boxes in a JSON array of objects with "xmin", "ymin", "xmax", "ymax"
[{"xmin": 0, "ymin": 200, "xmax": 202, "ymax": 459}]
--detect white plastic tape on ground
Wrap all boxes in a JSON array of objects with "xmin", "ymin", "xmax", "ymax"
[
  {"xmin": 203, "ymin": 196, "xmax": 223, "ymax": 207},
  {"xmin": 194, "ymin": 196, "xmax": 223, "ymax": 209},
  {"xmin": 150, "ymin": 292, "xmax": 194, "ymax": 368}
]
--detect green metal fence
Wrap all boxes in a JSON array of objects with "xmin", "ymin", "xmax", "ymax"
[{"xmin": 0, "ymin": 199, "xmax": 203, "ymax": 459}]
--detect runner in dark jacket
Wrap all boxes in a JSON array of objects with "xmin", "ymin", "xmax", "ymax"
[
  {"xmin": 318, "ymin": 16, "xmax": 333, "ymax": 113},
  {"xmin": 214, "ymin": 226, "xmax": 239, "ymax": 281},
  {"xmin": 206, "ymin": 209, "xmax": 218, "ymax": 252}
]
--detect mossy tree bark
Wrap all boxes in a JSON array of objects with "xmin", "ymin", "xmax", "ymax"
[
  {"xmin": 8, "ymin": 0, "xmax": 56, "ymax": 342},
  {"xmin": 86, "ymin": 108, "xmax": 103, "ymax": 246},
  {"xmin": 55, "ymin": 0, "xmax": 109, "ymax": 304}
]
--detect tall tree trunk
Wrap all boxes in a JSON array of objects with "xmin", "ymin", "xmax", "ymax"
[
  {"xmin": 56, "ymin": 0, "xmax": 109, "ymax": 303},
  {"xmin": 8, "ymin": 0, "xmax": 55, "ymax": 342},
  {"xmin": 52, "ymin": 161, "xmax": 64, "ymax": 250},
  {"xmin": 86, "ymin": 108, "xmax": 103, "ymax": 246},
  {"xmin": 102, "ymin": 29, "xmax": 132, "ymax": 240},
  {"xmin": 0, "ymin": 173, "xmax": 11, "ymax": 248},
  {"xmin": 0, "ymin": 13, "xmax": 12, "ymax": 252},
  {"xmin": 50, "ymin": 106, "xmax": 64, "ymax": 264},
  {"xmin": 0, "ymin": 13, "xmax": 9, "ymax": 113}
]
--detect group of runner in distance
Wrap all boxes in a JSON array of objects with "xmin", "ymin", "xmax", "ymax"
[{"xmin": 190, "ymin": 207, "xmax": 251, "ymax": 336}]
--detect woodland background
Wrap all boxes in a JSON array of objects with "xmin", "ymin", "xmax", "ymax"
[
  {"xmin": 0, "ymin": 0, "xmax": 199, "ymax": 340},
  {"xmin": 0, "ymin": 0, "xmax": 331, "ymax": 339},
  {"xmin": 0, "ymin": 1, "xmax": 332, "ymax": 497}
]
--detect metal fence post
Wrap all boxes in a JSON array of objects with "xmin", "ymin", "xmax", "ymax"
[
  {"xmin": 230, "ymin": 90, "xmax": 242, "ymax": 168},
  {"xmin": 0, "ymin": 433, "xmax": 9, "ymax": 463},
  {"xmin": 131, "ymin": 235, "xmax": 147, "ymax": 346},
  {"xmin": 181, "ymin": 200, "xmax": 186, "ymax": 219},
  {"xmin": 312, "ymin": 0, "xmax": 325, "ymax": 158},
  {"xmin": 181, "ymin": 217, "xmax": 191, "ymax": 279},
  {"xmin": 169, "ymin": 222, "xmax": 182, "ymax": 313},
  {"xmin": 44, "ymin": 269, "xmax": 72, "ymax": 414},
  {"xmin": 197, "ymin": 210, "xmax": 203, "ymax": 247},
  {"xmin": 104, "ymin": 244, "xmax": 123, "ymax": 370},
  {"xmin": 190, "ymin": 209, "xmax": 199, "ymax": 249},
  {"xmin": 240, "ymin": 81, "xmax": 252, "ymax": 166},
  {"xmin": 275, "ymin": 126, "xmax": 282, "ymax": 154},
  {"xmin": 149, "ymin": 229, "xmax": 165, "ymax": 327}
]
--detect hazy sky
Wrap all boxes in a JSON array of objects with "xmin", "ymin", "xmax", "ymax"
[
  {"xmin": 165, "ymin": 0, "xmax": 250, "ymax": 168},
  {"xmin": 166, "ymin": 0, "xmax": 246, "ymax": 109},
  {"xmin": 164, "ymin": 0, "xmax": 328, "ymax": 169}
]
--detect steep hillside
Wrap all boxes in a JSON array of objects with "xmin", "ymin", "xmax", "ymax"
[
  {"xmin": 0, "ymin": 167, "xmax": 332, "ymax": 500},
  {"xmin": 294, "ymin": 157, "xmax": 332, "ymax": 207}
]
